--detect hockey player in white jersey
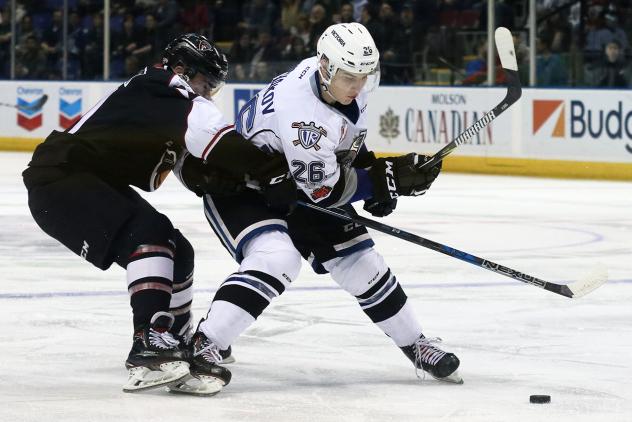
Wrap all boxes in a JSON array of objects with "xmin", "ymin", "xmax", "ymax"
[{"xmin": 176, "ymin": 23, "xmax": 462, "ymax": 394}]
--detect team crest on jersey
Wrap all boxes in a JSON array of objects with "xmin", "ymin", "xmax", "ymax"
[{"xmin": 292, "ymin": 121, "xmax": 327, "ymax": 151}]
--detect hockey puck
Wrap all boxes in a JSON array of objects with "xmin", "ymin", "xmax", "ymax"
[{"xmin": 529, "ymin": 395, "xmax": 551, "ymax": 404}]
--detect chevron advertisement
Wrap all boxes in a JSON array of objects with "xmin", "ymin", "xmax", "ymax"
[
  {"xmin": 16, "ymin": 87, "xmax": 46, "ymax": 131},
  {"xmin": 0, "ymin": 81, "xmax": 118, "ymax": 144},
  {"xmin": 59, "ymin": 87, "xmax": 83, "ymax": 129}
]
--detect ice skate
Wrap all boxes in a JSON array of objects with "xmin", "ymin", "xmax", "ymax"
[
  {"xmin": 219, "ymin": 345, "xmax": 235, "ymax": 364},
  {"xmin": 123, "ymin": 312, "xmax": 190, "ymax": 393},
  {"xmin": 172, "ymin": 324, "xmax": 235, "ymax": 364},
  {"xmin": 167, "ymin": 330, "xmax": 232, "ymax": 396},
  {"xmin": 401, "ymin": 335, "xmax": 463, "ymax": 384}
]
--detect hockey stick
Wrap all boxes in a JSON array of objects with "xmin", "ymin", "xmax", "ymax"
[
  {"xmin": 416, "ymin": 27, "xmax": 522, "ymax": 170},
  {"xmin": 298, "ymin": 201, "xmax": 607, "ymax": 299},
  {"xmin": 0, "ymin": 94, "xmax": 49, "ymax": 112}
]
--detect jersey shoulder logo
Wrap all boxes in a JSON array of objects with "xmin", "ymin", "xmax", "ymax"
[{"xmin": 291, "ymin": 121, "xmax": 327, "ymax": 151}]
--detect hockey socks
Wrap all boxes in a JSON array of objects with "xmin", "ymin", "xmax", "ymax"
[{"xmin": 126, "ymin": 244, "xmax": 174, "ymax": 329}]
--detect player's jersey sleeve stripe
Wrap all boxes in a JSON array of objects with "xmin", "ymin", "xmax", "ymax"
[
  {"xmin": 184, "ymin": 97, "xmax": 232, "ymax": 158},
  {"xmin": 202, "ymin": 124, "xmax": 235, "ymax": 160}
]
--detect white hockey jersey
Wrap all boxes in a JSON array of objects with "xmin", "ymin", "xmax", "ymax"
[{"xmin": 236, "ymin": 57, "xmax": 370, "ymax": 206}]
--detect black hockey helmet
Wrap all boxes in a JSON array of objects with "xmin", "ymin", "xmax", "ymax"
[{"xmin": 162, "ymin": 33, "xmax": 228, "ymax": 89}]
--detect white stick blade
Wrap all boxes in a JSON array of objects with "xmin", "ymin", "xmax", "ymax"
[
  {"xmin": 567, "ymin": 265, "xmax": 608, "ymax": 298},
  {"xmin": 495, "ymin": 27, "xmax": 517, "ymax": 71}
]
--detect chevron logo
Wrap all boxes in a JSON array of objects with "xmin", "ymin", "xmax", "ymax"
[
  {"xmin": 16, "ymin": 96, "xmax": 44, "ymax": 131},
  {"xmin": 533, "ymin": 100, "xmax": 565, "ymax": 138},
  {"xmin": 59, "ymin": 87, "xmax": 83, "ymax": 129},
  {"xmin": 59, "ymin": 98, "xmax": 82, "ymax": 129}
]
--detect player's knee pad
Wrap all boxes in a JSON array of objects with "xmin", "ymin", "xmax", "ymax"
[
  {"xmin": 326, "ymin": 248, "xmax": 389, "ymax": 297},
  {"xmin": 173, "ymin": 229, "xmax": 194, "ymax": 283},
  {"xmin": 239, "ymin": 230, "xmax": 302, "ymax": 288},
  {"xmin": 211, "ymin": 231, "xmax": 301, "ymax": 323},
  {"xmin": 327, "ymin": 248, "xmax": 407, "ymax": 324},
  {"xmin": 115, "ymin": 211, "xmax": 176, "ymax": 265}
]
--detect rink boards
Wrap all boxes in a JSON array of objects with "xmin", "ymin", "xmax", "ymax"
[{"xmin": 1, "ymin": 80, "xmax": 631, "ymax": 180}]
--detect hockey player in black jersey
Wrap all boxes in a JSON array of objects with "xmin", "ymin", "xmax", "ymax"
[
  {"xmin": 177, "ymin": 23, "xmax": 462, "ymax": 393},
  {"xmin": 22, "ymin": 33, "xmax": 286, "ymax": 395}
]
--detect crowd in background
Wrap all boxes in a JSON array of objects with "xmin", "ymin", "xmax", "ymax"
[{"xmin": 0, "ymin": 0, "xmax": 630, "ymax": 87}]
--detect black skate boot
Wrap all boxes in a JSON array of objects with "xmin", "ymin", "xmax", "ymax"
[
  {"xmin": 401, "ymin": 335, "xmax": 463, "ymax": 384},
  {"xmin": 123, "ymin": 312, "xmax": 190, "ymax": 392},
  {"xmin": 167, "ymin": 330, "xmax": 232, "ymax": 396},
  {"xmin": 219, "ymin": 345, "xmax": 235, "ymax": 364},
  {"xmin": 172, "ymin": 323, "xmax": 235, "ymax": 364}
]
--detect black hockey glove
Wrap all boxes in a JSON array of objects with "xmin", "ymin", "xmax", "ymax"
[
  {"xmin": 363, "ymin": 197, "xmax": 398, "ymax": 217},
  {"xmin": 367, "ymin": 153, "xmax": 442, "ymax": 202},
  {"xmin": 249, "ymin": 154, "xmax": 298, "ymax": 215}
]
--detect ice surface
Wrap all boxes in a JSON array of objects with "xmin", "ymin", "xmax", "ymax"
[{"xmin": 1, "ymin": 151, "xmax": 631, "ymax": 422}]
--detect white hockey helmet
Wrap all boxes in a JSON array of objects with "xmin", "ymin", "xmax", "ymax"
[{"xmin": 316, "ymin": 22, "xmax": 380, "ymax": 93}]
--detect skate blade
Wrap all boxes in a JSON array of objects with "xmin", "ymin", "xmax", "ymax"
[
  {"xmin": 221, "ymin": 355, "xmax": 236, "ymax": 364},
  {"xmin": 432, "ymin": 369, "xmax": 464, "ymax": 385},
  {"xmin": 167, "ymin": 374, "xmax": 223, "ymax": 396},
  {"xmin": 122, "ymin": 360, "xmax": 190, "ymax": 393}
]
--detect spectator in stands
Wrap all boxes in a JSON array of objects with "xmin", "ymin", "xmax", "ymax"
[
  {"xmin": 241, "ymin": 0, "xmax": 277, "ymax": 34},
  {"xmin": 461, "ymin": 39, "xmax": 508, "ymax": 86},
  {"xmin": 536, "ymin": 36, "xmax": 567, "ymax": 86},
  {"xmin": 479, "ymin": 0, "xmax": 514, "ymax": 30},
  {"xmin": 336, "ymin": 2, "xmax": 355, "ymax": 24},
  {"xmin": 16, "ymin": 34, "xmax": 46, "ymax": 79},
  {"xmin": 17, "ymin": 14, "xmax": 37, "ymax": 48},
  {"xmin": 0, "ymin": 8, "xmax": 12, "ymax": 78},
  {"xmin": 281, "ymin": 36, "xmax": 307, "ymax": 62},
  {"xmin": 381, "ymin": 4, "xmax": 423, "ymax": 84},
  {"xmin": 463, "ymin": 39, "xmax": 486, "ymax": 81},
  {"xmin": 41, "ymin": 9, "xmax": 63, "ymax": 79},
  {"xmin": 82, "ymin": 12, "xmax": 104, "ymax": 79},
  {"xmin": 249, "ymin": 60, "xmax": 270, "ymax": 82},
  {"xmin": 250, "ymin": 30, "xmax": 280, "ymax": 67},
  {"xmin": 308, "ymin": 4, "xmax": 330, "ymax": 52},
  {"xmin": 66, "ymin": 10, "xmax": 83, "ymax": 79},
  {"xmin": 113, "ymin": 15, "xmax": 139, "ymax": 64},
  {"xmin": 180, "ymin": 0, "xmax": 210, "ymax": 35},
  {"xmin": 212, "ymin": 0, "xmax": 241, "ymax": 42},
  {"xmin": 378, "ymin": 2, "xmax": 397, "ymax": 49},
  {"xmin": 360, "ymin": 4, "xmax": 384, "ymax": 51},
  {"xmin": 281, "ymin": 0, "xmax": 302, "ymax": 33},
  {"xmin": 229, "ymin": 31, "xmax": 254, "ymax": 64},
  {"xmin": 313, "ymin": 0, "xmax": 343, "ymax": 18},
  {"xmin": 232, "ymin": 63, "xmax": 248, "ymax": 81},
  {"xmin": 292, "ymin": 14, "xmax": 312, "ymax": 51},
  {"xmin": 538, "ymin": 11, "xmax": 572, "ymax": 53},
  {"xmin": 585, "ymin": 6, "xmax": 630, "ymax": 62},
  {"xmin": 135, "ymin": 14, "xmax": 160, "ymax": 67},
  {"xmin": 155, "ymin": 0, "xmax": 179, "ymax": 47},
  {"xmin": 591, "ymin": 40, "xmax": 630, "ymax": 88}
]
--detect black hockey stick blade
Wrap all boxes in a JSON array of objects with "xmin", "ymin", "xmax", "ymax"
[
  {"xmin": 298, "ymin": 201, "xmax": 608, "ymax": 299},
  {"xmin": 17, "ymin": 94, "xmax": 49, "ymax": 112},
  {"xmin": 416, "ymin": 27, "xmax": 522, "ymax": 170}
]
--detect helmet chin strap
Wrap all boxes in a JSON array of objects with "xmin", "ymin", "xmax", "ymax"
[{"xmin": 317, "ymin": 65, "xmax": 340, "ymax": 104}]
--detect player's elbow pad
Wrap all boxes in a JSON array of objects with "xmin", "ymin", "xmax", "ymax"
[{"xmin": 205, "ymin": 130, "xmax": 273, "ymax": 179}]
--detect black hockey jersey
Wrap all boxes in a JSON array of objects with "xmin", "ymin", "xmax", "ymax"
[{"xmin": 28, "ymin": 66, "xmax": 232, "ymax": 191}]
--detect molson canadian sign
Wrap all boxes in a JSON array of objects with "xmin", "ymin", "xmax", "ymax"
[{"xmin": 372, "ymin": 87, "xmax": 511, "ymax": 155}]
